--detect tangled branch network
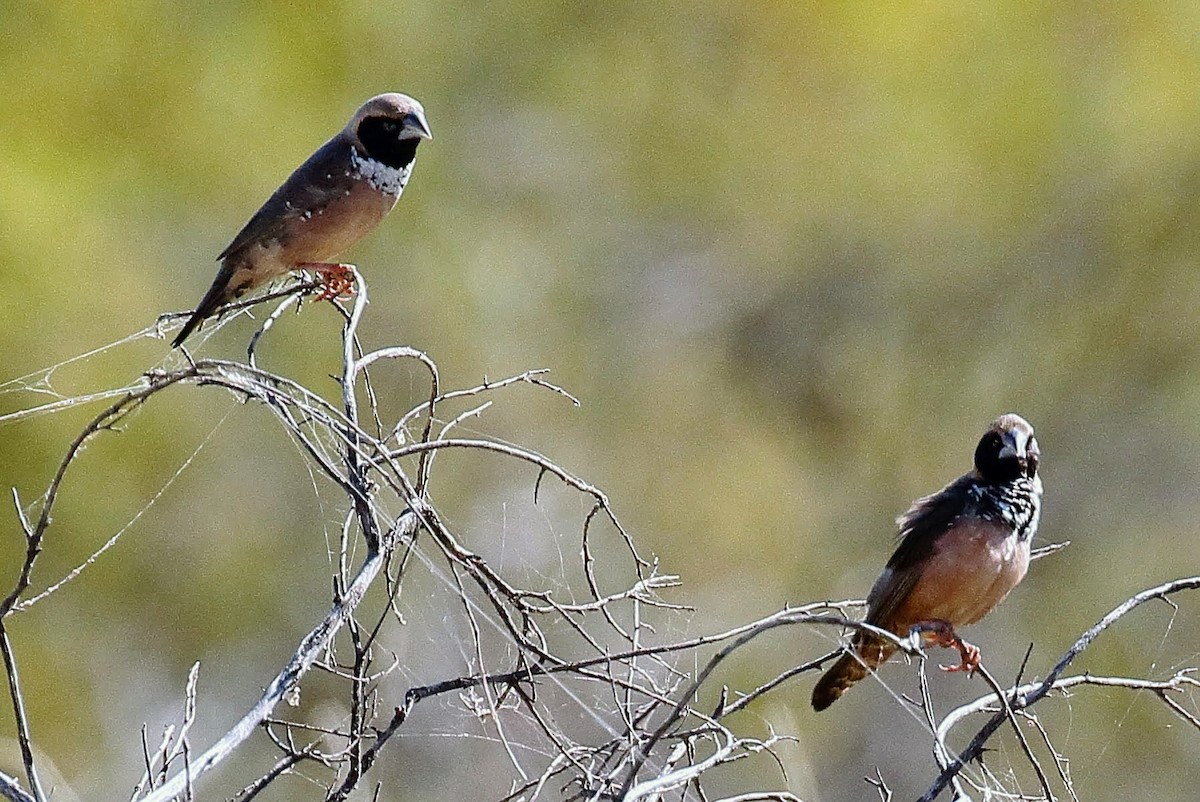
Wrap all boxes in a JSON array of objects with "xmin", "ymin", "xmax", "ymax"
[{"xmin": 0, "ymin": 275, "xmax": 1196, "ymax": 802}]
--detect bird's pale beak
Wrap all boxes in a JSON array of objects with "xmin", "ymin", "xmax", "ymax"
[
  {"xmin": 403, "ymin": 110, "xmax": 433, "ymax": 141},
  {"xmin": 998, "ymin": 430, "xmax": 1037, "ymax": 476},
  {"xmin": 997, "ymin": 440, "xmax": 1018, "ymax": 463}
]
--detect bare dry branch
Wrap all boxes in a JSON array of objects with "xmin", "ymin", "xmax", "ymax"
[
  {"xmin": 1, "ymin": 276, "xmax": 1196, "ymax": 802},
  {"xmin": 921, "ymin": 576, "xmax": 1200, "ymax": 801}
]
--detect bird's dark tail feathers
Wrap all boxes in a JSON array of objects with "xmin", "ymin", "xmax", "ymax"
[
  {"xmin": 811, "ymin": 636, "xmax": 896, "ymax": 711},
  {"xmin": 172, "ymin": 262, "xmax": 237, "ymax": 347}
]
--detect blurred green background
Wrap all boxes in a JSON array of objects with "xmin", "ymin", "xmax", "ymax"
[{"xmin": 3, "ymin": 1, "xmax": 1200, "ymax": 799}]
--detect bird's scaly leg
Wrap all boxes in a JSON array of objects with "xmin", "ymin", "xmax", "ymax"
[{"xmin": 910, "ymin": 619, "xmax": 982, "ymax": 674}]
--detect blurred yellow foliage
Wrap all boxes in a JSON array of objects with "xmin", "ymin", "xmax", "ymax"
[{"xmin": 1, "ymin": 2, "xmax": 1199, "ymax": 799}]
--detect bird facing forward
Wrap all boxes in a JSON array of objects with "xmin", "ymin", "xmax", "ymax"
[
  {"xmin": 811, "ymin": 413, "xmax": 1042, "ymax": 711},
  {"xmin": 172, "ymin": 93, "xmax": 432, "ymax": 347}
]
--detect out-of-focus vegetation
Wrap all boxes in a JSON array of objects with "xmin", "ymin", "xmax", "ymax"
[{"xmin": 2, "ymin": 2, "xmax": 1199, "ymax": 799}]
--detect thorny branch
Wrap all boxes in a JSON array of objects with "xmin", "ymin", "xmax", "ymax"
[{"xmin": 0, "ymin": 277, "xmax": 1197, "ymax": 801}]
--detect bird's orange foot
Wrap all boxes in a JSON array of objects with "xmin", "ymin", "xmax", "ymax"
[
  {"xmin": 300, "ymin": 263, "xmax": 357, "ymax": 302},
  {"xmin": 940, "ymin": 639, "xmax": 981, "ymax": 674},
  {"xmin": 911, "ymin": 620, "xmax": 982, "ymax": 675}
]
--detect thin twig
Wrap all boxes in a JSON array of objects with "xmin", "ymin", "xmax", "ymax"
[{"xmin": 0, "ymin": 627, "xmax": 45, "ymax": 802}]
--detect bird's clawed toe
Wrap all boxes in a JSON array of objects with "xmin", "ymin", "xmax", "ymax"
[
  {"xmin": 939, "ymin": 639, "xmax": 981, "ymax": 674},
  {"xmin": 303, "ymin": 263, "xmax": 358, "ymax": 302}
]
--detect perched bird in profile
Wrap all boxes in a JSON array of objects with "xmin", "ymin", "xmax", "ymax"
[
  {"xmin": 811, "ymin": 413, "xmax": 1042, "ymax": 711},
  {"xmin": 172, "ymin": 92, "xmax": 432, "ymax": 347}
]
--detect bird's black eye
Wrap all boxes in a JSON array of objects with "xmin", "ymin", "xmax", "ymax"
[{"xmin": 974, "ymin": 431, "xmax": 1003, "ymax": 473}]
